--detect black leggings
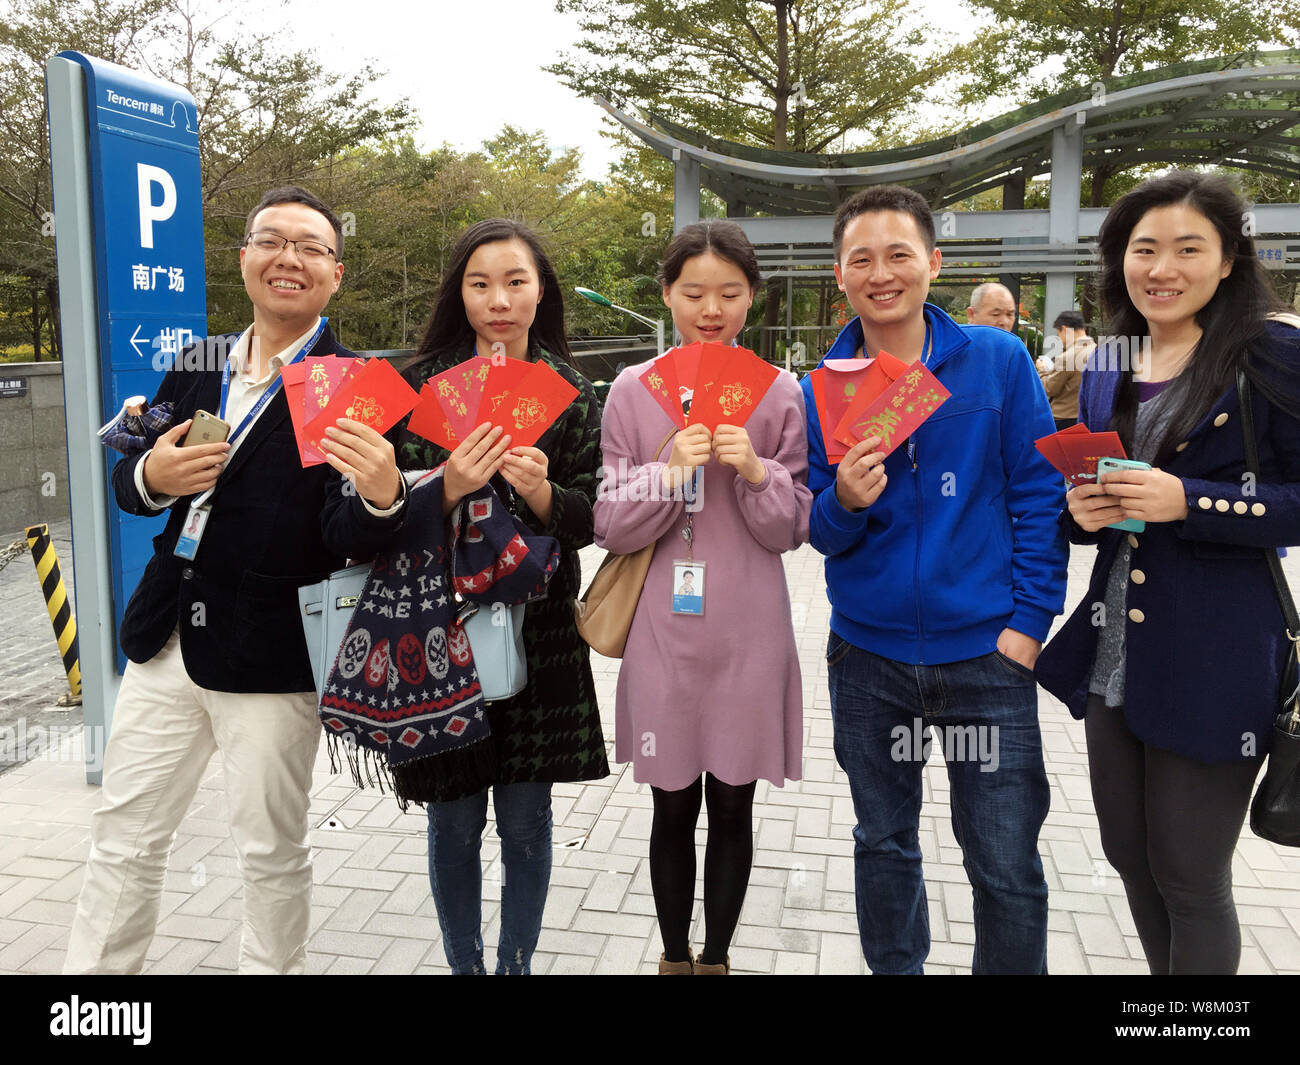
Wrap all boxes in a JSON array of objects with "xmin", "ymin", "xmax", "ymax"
[
  {"xmin": 649, "ymin": 774, "xmax": 757, "ymax": 965},
  {"xmin": 1084, "ymin": 695, "xmax": 1263, "ymax": 974}
]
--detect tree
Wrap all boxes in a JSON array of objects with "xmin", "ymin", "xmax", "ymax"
[
  {"xmin": 550, "ymin": 0, "xmax": 970, "ymax": 152},
  {"xmin": 0, "ymin": 0, "xmax": 412, "ymax": 357},
  {"xmin": 0, "ymin": 0, "xmax": 173, "ymax": 359},
  {"xmin": 548, "ymin": 0, "xmax": 980, "ymax": 356},
  {"xmin": 959, "ymin": 0, "xmax": 1300, "ymax": 206}
]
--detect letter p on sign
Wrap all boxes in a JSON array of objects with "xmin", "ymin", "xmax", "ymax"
[{"xmin": 137, "ymin": 163, "xmax": 176, "ymax": 249}]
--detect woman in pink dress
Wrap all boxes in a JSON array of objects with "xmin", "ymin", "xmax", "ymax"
[{"xmin": 593, "ymin": 221, "xmax": 812, "ymax": 974}]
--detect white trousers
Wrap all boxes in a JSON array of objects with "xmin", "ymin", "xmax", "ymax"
[{"xmin": 64, "ymin": 631, "xmax": 321, "ymax": 974}]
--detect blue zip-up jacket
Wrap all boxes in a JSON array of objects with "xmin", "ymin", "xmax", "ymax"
[{"xmin": 802, "ymin": 304, "xmax": 1068, "ymax": 664}]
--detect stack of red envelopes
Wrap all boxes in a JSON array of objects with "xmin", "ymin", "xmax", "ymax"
[
  {"xmin": 1034, "ymin": 424, "xmax": 1129, "ymax": 484},
  {"xmin": 809, "ymin": 351, "xmax": 951, "ymax": 461},
  {"xmin": 638, "ymin": 342, "xmax": 781, "ymax": 431},
  {"xmin": 282, "ymin": 355, "xmax": 420, "ymax": 467},
  {"xmin": 407, "ymin": 355, "xmax": 579, "ymax": 451}
]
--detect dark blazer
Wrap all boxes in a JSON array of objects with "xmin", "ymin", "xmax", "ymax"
[
  {"xmin": 114, "ymin": 324, "xmax": 362, "ymax": 693},
  {"xmin": 1034, "ymin": 322, "xmax": 1300, "ymax": 764}
]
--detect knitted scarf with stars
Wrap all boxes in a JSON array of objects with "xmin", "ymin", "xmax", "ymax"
[{"xmin": 318, "ymin": 469, "xmax": 561, "ymax": 807}]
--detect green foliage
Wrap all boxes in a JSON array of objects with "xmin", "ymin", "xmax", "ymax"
[
  {"xmin": 548, "ymin": 0, "xmax": 971, "ymax": 152},
  {"xmin": 0, "ymin": 0, "xmax": 413, "ymax": 358},
  {"xmin": 958, "ymin": 0, "xmax": 1299, "ymax": 104}
]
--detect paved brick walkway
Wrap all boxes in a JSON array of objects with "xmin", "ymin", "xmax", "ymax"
[{"xmin": 2, "ymin": 539, "xmax": 1300, "ymax": 974}]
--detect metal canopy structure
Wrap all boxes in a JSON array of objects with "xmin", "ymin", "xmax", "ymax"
[{"xmin": 600, "ymin": 49, "xmax": 1300, "ymax": 344}]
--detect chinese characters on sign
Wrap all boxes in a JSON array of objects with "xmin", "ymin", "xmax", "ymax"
[
  {"xmin": 130, "ymin": 263, "xmax": 184, "ymax": 291},
  {"xmin": 1256, "ymin": 242, "xmax": 1289, "ymax": 271}
]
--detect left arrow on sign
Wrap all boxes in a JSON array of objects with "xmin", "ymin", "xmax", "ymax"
[{"xmin": 130, "ymin": 324, "xmax": 146, "ymax": 358}]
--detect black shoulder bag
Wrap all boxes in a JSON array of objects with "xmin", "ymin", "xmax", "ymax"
[{"xmin": 1238, "ymin": 368, "xmax": 1300, "ymax": 846}]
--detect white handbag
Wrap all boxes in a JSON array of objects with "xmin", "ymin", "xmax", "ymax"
[{"xmin": 298, "ymin": 564, "xmax": 526, "ymax": 703}]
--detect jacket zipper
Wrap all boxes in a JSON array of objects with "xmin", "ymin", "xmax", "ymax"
[{"xmin": 912, "ymin": 443, "xmax": 925, "ymax": 664}]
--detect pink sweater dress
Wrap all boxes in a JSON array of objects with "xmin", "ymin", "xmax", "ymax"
[{"xmin": 593, "ymin": 354, "xmax": 813, "ymax": 791}]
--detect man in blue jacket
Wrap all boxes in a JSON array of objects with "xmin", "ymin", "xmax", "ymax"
[{"xmin": 802, "ymin": 185, "xmax": 1067, "ymax": 974}]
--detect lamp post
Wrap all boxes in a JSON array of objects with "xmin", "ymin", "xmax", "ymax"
[{"xmin": 575, "ymin": 286, "xmax": 665, "ymax": 356}]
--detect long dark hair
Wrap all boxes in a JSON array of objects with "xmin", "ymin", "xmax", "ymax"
[
  {"xmin": 658, "ymin": 220, "xmax": 761, "ymax": 289},
  {"xmin": 414, "ymin": 218, "xmax": 574, "ymax": 365},
  {"xmin": 1097, "ymin": 171, "xmax": 1294, "ymax": 464}
]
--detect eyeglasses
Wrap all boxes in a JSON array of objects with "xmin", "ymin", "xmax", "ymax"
[{"xmin": 245, "ymin": 231, "xmax": 337, "ymax": 260}]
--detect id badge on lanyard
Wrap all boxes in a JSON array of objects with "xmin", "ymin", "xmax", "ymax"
[
  {"xmin": 172, "ymin": 318, "xmax": 327, "ymax": 561},
  {"xmin": 670, "ymin": 469, "xmax": 705, "ymax": 616},
  {"xmin": 173, "ymin": 503, "xmax": 210, "ymax": 560}
]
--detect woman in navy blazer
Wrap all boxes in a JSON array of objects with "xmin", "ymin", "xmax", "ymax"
[{"xmin": 1035, "ymin": 172, "xmax": 1300, "ymax": 975}]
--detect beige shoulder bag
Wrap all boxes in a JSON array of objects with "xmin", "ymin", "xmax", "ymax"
[{"xmin": 575, "ymin": 427, "xmax": 677, "ymax": 658}]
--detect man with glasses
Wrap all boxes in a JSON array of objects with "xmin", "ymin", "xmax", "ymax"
[{"xmin": 65, "ymin": 186, "xmax": 400, "ymax": 974}]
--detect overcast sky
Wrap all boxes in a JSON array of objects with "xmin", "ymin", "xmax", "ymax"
[{"xmin": 229, "ymin": 0, "xmax": 982, "ymax": 180}]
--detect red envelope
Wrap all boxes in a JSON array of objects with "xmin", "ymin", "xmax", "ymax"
[
  {"xmin": 302, "ymin": 355, "xmax": 348, "ymax": 419},
  {"xmin": 1033, "ymin": 431, "xmax": 1069, "ymax": 477},
  {"xmin": 490, "ymin": 360, "xmax": 579, "ymax": 448},
  {"xmin": 1057, "ymin": 431, "xmax": 1127, "ymax": 484},
  {"xmin": 429, "ymin": 357, "xmax": 493, "ymax": 440},
  {"xmin": 303, "ymin": 355, "xmax": 420, "ymax": 455},
  {"xmin": 811, "ymin": 360, "xmax": 875, "ymax": 462},
  {"xmin": 407, "ymin": 383, "xmax": 460, "ymax": 451},
  {"xmin": 832, "ymin": 349, "xmax": 909, "ymax": 448},
  {"xmin": 687, "ymin": 343, "xmax": 743, "ymax": 430},
  {"xmin": 1033, "ymin": 423, "xmax": 1088, "ymax": 477},
  {"xmin": 479, "ymin": 357, "xmax": 535, "ymax": 430},
  {"xmin": 687, "ymin": 346, "xmax": 780, "ymax": 432},
  {"xmin": 671, "ymin": 342, "xmax": 704, "ymax": 396},
  {"xmin": 809, "ymin": 369, "xmax": 840, "ymax": 462},
  {"xmin": 279, "ymin": 362, "xmax": 326, "ymax": 467},
  {"xmin": 836, "ymin": 362, "xmax": 951, "ymax": 458},
  {"xmin": 638, "ymin": 356, "xmax": 685, "ymax": 429}
]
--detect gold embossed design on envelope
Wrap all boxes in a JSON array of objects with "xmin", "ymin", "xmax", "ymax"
[
  {"xmin": 511, "ymin": 395, "xmax": 547, "ymax": 430},
  {"xmin": 718, "ymin": 382, "xmax": 754, "ymax": 418},
  {"xmin": 346, "ymin": 396, "xmax": 385, "ymax": 424}
]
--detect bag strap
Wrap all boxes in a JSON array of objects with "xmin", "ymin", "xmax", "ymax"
[
  {"xmin": 1236, "ymin": 367, "xmax": 1300, "ymax": 638},
  {"xmin": 653, "ymin": 426, "xmax": 678, "ymax": 463}
]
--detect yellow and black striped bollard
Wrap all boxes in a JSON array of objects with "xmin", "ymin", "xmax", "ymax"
[{"xmin": 25, "ymin": 523, "xmax": 82, "ymax": 703}]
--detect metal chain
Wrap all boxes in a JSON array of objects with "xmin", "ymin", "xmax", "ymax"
[{"xmin": 0, "ymin": 537, "xmax": 29, "ymax": 576}]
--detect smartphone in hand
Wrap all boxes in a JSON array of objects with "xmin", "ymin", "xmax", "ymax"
[
  {"xmin": 1097, "ymin": 456, "xmax": 1151, "ymax": 533},
  {"xmin": 182, "ymin": 409, "xmax": 230, "ymax": 447}
]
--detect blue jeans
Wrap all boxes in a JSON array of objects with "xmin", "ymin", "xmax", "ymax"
[
  {"xmin": 827, "ymin": 635, "xmax": 1050, "ymax": 974},
  {"xmin": 426, "ymin": 781, "xmax": 553, "ymax": 974}
]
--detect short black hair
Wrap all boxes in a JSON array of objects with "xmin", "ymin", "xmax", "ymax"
[
  {"xmin": 1052, "ymin": 310, "xmax": 1086, "ymax": 331},
  {"xmin": 244, "ymin": 185, "xmax": 344, "ymax": 259},
  {"xmin": 833, "ymin": 185, "xmax": 935, "ymax": 261}
]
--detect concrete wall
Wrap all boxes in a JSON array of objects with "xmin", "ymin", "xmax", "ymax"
[{"xmin": 0, "ymin": 364, "xmax": 70, "ymax": 539}]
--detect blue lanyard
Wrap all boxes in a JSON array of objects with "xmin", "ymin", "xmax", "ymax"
[
  {"xmin": 906, "ymin": 321, "xmax": 933, "ymax": 468},
  {"xmin": 219, "ymin": 317, "xmax": 328, "ymax": 446}
]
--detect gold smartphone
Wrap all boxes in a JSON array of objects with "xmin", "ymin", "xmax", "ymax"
[{"xmin": 182, "ymin": 409, "xmax": 231, "ymax": 446}]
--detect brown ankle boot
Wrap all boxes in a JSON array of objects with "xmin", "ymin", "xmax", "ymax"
[
  {"xmin": 658, "ymin": 951, "xmax": 694, "ymax": 975},
  {"xmin": 692, "ymin": 954, "xmax": 729, "ymax": 975}
]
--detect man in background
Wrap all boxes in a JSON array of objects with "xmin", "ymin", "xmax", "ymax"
[
  {"xmin": 1038, "ymin": 310, "xmax": 1092, "ymax": 431},
  {"xmin": 966, "ymin": 282, "xmax": 1018, "ymax": 331}
]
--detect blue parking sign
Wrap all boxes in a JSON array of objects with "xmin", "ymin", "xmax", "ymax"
[{"xmin": 55, "ymin": 52, "xmax": 208, "ymax": 671}]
